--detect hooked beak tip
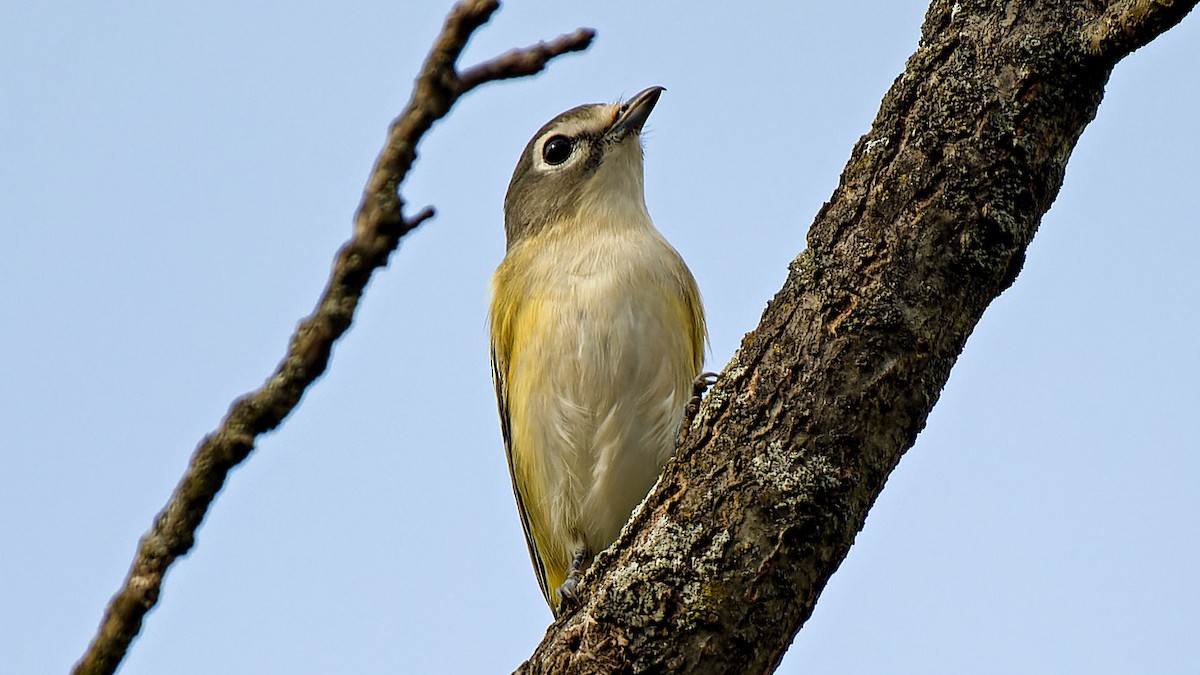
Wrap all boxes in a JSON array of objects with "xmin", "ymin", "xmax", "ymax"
[{"xmin": 608, "ymin": 86, "xmax": 665, "ymax": 138}]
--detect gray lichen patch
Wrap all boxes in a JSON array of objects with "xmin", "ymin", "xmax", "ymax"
[
  {"xmin": 593, "ymin": 515, "xmax": 735, "ymax": 629},
  {"xmin": 750, "ymin": 439, "xmax": 839, "ymax": 508},
  {"xmin": 678, "ymin": 528, "xmax": 732, "ymax": 628},
  {"xmin": 595, "ymin": 515, "xmax": 701, "ymax": 625}
]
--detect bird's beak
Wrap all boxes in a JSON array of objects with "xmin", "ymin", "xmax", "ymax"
[{"xmin": 606, "ymin": 86, "xmax": 665, "ymax": 140}]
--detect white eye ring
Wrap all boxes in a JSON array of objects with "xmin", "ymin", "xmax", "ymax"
[{"xmin": 532, "ymin": 129, "xmax": 587, "ymax": 171}]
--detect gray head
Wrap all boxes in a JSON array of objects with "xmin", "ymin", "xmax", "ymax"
[{"xmin": 503, "ymin": 86, "xmax": 665, "ymax": 248}]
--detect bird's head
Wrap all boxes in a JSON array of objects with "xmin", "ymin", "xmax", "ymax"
[{"xmin": 503, "ymin": 86, "xmax": 664, "ymax": 248}]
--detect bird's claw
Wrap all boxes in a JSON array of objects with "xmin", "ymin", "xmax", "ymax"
[
  {"xmin": 692, "ymin": 371, "xmax": 719, "ymax": 398},
  {"xmin": 555, "ymin": 577, "xmax": 580, "ymax": 611},
  {"xmin": 681, "ymin": 372, "xmax": 720, "ymax": 440},
  {"xmin": 553, "ymin": 546, "xmax": 588, "ymax": 616}
]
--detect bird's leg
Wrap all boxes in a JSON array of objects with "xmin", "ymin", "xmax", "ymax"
[
  {"xmin": 680, "ymin": 371, "xmax": 719, "ymax": 442},
  {"xmin": 554, "ymin": 546, "xmax": 589, "ymax": 615}
]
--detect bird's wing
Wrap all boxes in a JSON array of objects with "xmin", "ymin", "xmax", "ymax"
[
  {"xmin": 675, "ymin": 255, "xmax": 709, "ymax": 374},
  {"xmin": 490, "ymin": 321, "xmax": 551, "ymax": 606}
]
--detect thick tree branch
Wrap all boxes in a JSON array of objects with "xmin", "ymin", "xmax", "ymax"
[
  {"xmin": 517, "ymin": 1, "xmax": 1195, "ymax": 673},
  {"xmin": 71, "ymin": 3, "xmax": 592, "ymax": 675}
]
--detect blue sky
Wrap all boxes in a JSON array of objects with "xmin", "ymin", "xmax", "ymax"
[{"xmin": 2, "ymin": 2, "xmax": 1197, "ymax": 673}]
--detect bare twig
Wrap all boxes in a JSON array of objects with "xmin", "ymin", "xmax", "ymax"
[
  {"xmin": 459, "ymin": 28, "xmax": 595, "ymax": 90},
  {"xmin": 71, "ymin": 2, "xmax": 593, "ymax": 674}
]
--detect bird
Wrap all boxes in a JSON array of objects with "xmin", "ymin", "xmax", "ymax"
[{"xmin": 489, "ymin": 86, "xmax": 706, "ymax": 616}]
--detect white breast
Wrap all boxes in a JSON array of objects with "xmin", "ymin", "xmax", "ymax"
[{"xmin": 511, "ymin": 225, "xmax": 695, "ymax": 561}]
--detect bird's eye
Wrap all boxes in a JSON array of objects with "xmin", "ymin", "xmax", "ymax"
[{"xmin": 541, "ymin": 135, "xmax": 573, "ymax": 165}]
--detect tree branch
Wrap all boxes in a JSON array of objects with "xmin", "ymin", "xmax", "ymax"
[
  {"xmin": 516, "ymin": 1, "xmax": 1196, "ymax": 673},
  {"xmin": 459, "ymin": 28, "xmax": 596, "ymax": 91},
  {"xmin": 1082, "ymin": 0, "xmax": 1196, "ymax": 61},
  {"xmin": 71, "ymin": 3, "xmax": 592, "ymax": 674}
]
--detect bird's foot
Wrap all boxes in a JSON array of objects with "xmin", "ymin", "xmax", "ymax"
[
  {"xmin": 553, "ymin": 546, "xmax": 589, "ymax": 616},
  {"xmin": 681, "ymin": 371, "xmax": 720, "ymax": 440}
]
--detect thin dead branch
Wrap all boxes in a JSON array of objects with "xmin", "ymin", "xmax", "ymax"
[{"xmin": 71, "ymin": 3, "xmax": 592, "ymax": 674}]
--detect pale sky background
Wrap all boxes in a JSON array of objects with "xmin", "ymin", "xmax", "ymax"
[{"xmin": 3, "ymin": 2, "xmax": 1198, "ymax": 674}]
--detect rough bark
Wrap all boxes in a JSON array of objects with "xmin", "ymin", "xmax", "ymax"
[{"xmin": 517, "ymin": 1, "xmax": 1196, "ymax": 673}]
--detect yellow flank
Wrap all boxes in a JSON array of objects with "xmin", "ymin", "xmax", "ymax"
[{"xmin": 492, "ymin": 287, "xmax": 565, "ymax": 597}]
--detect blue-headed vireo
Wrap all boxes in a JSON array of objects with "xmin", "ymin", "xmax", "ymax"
[{"xmin": 489, "ymin": 87, "xmax": 706, "ymax": 616}]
